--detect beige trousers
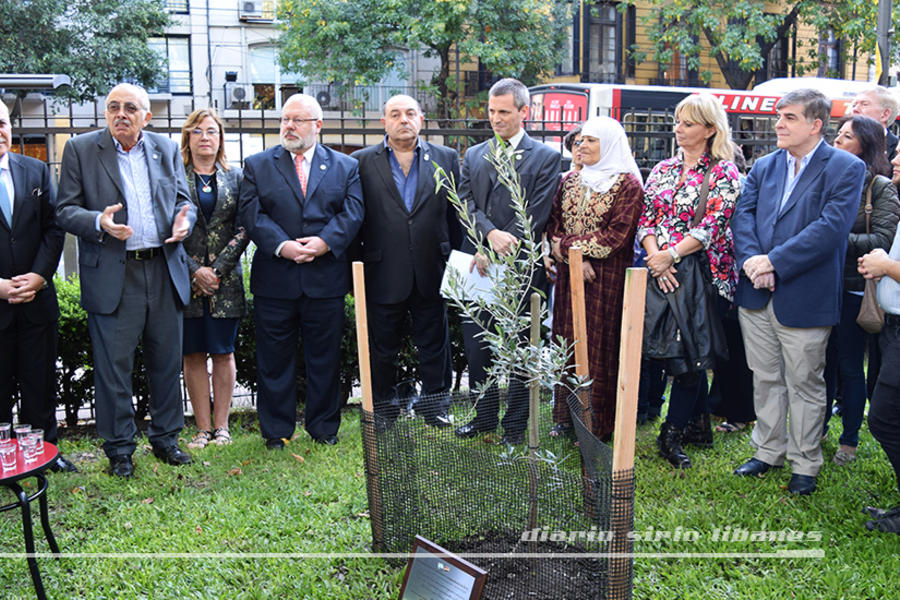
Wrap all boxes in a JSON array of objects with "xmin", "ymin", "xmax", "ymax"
[{"xmin": 738, "ymin": 300, "xmax": 831, "ymax": 476}]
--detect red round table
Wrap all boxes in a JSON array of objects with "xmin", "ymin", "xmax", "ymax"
[{"xmin": 0, "ymin": 440, "xmax": 60, "ymax": 600}]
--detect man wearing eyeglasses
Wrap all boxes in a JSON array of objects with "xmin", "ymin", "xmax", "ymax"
[
  {"xmin": 56, "ymin": 83, "xmax": 196, "ymax": 478},
  {"xmin": 238, "ymin": 93, "xmax": 363, "ymax": 448}
]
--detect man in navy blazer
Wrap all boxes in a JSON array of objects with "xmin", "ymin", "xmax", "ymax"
[
  {"xmin": 453, "ymin": 78, "xmax": 560, "ymax": 445},
  {"xmin": 239, "ymin": 93, "xmax": 363, "ymax": 447},
  {"xmin": 0, "ymin": 102, "xmax": 72, "ymax": 471},
  {"xmin": 56, "ymin": 83, "xmax": 196, "ymax": 477},
  {"xmin": 351, "ymin": 95, "xmax": 461, "ymax": 427},
  {"xmin": 731, "ymin": 88, "xmax": 865, "ymax": 494}
]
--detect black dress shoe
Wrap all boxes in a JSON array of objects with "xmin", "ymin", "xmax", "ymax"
[
  {"xmin": 108, "ymin": 455, "xmax": 134, "ymax": 478},
  {"xmin": 500, "ymin": 432, "xmax": 524, "ymax": 445},
  {"xmin": 265, "ymin": 438, "xmax": 285, "ymax": 450},
  {"xmin": 48, "ymin": 455, "xmax": 78, "ymax": 473},
  {"xmin": 733, "ymin": 457, "xmax": 777, "ymax": 477},
  {"xmin": 864, "ymin": 504, "xmax": 900, "ymax": 520},
  {"xmin": 454, "ymin": 422, "xmax": 495, "ymax": 439},
  {"xmin": 152, "ymin": 444, "xmax": 192, "ymax": 466},
  {"xmin": 314, "ymin": 435, "xmax": 338, "ymax": 445},
  {"xmin": 788, "ymin": 474, "xmax": 816, "ymax": 495},
  {"xmin": 424, "ymin": 413, "xmax": 452, "ymax": 428}
]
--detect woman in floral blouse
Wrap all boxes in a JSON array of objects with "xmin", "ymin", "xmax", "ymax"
[
  {"xmin": 638, "ymin": 93, "xmax": 741, "ymax": 468},
  {"xmin": 179, "ymin": 109, "xmax": 249, "ymax": 449},
  {"xmin": 546, "ymin": 117, "xmax": 644, "ymax": 441}
]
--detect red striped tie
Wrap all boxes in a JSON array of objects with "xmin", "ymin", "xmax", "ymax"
[{"xmin": 294, "ymin": 154, "xmax": 307, "ymax": 196}]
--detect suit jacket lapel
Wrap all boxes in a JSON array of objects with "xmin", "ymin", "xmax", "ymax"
[
  {"xmin": 778, "ymin": 144, "xmax": 829, "ymax": 220},
  {"xmin": 411, "ymin": 141, "xmax": 434, "ymax": 215},
  {"xmin": 142, "ymin": 134, "xmax": 171, "ymax": 239},
  {"xmin": 274, "ymin": 146, "xmax": 304, "ymax": 204},
  {"xmin": 96, "ymin": 129, "xmax": 127, "ymax": 202},
  {"xmin": 305, "ymin": 144, "xmax": 329, "ymax": 200},
  {"xmin": 374, "ymin": 142, "xmax": 407, "ymax": 213}
]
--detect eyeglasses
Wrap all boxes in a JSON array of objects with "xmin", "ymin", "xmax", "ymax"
[
  {"xmin": 281, "ymin": 117, "xmax": 319, "ymax": 127},
  {"xmin": 106, "ymin": 102, "xmax": 142, "ymax": 114},
  {"xmin": 190, "ymin": 128, "xmax": 220, "ymax": 137}
]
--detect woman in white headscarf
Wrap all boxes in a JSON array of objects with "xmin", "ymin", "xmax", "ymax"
[{"xmin": 545, "ymin": 116, "xmax": 644, "ymax": 440}]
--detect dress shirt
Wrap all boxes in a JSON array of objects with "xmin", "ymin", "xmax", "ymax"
[
  {"xmin": 877, "ymin": 224, "xmax": 900, "ymax": 315},
  {"xmin": 97, "ymin": 136, "xmax": 161, "ymax": 250},
  {"xmin": 275, "ymin": 144, "xmax": 317, "ymax": 257},
  {"xmin": 780, "ymin": 138, "xmax": 824, "ymax": 213},
  {"xmin": 384, "ymin": 136, "xmax": 420, "ymax": 212},
  {"xmin": 0, "ymin": 152, "xmax": 14, "ymax": 220}
]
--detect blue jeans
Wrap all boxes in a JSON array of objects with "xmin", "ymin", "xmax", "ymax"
[{"xmin": 824, "ymin": 292, "xmax": 868, "ymax": 447}]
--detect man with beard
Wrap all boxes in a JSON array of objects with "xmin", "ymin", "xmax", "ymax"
[{"xmin": 238, "ymin": 93, "xmax": 363, "ymax": 447}]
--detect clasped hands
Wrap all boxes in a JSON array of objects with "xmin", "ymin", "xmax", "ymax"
[
  {"xmin": 743, "ymin": 254, "xmax": 775, "ymax": 292},
  {"xmin": 191, "ymin": 266, "xmax": 219, "ymax": 297},
  {"xmin": 644, "ymin": 249, "xmax": 678, "ymax": 293},
  {"xmin": 0, "ymin": 273, "xmax": 45, "ymax": 304},
  {"xmin": 280, "ymin": 236, "xmax": 329, "ymax": 264},
  {"xmin": 857, "ymin": 248, "xmax": 889, "ymax": 281},
  {"xmin": 100, "ymin": 203, "xmax": 192, "ymax": 243}
]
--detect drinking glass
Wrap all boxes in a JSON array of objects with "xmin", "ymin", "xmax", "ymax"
[
  {"xmin": 13, "ymin": 423, "xmax": 31, "ymax": 439},
  {"xmin": 29, "ymin": 429, "xmax": 44, "ymax": 454},
  {"xmin": 19, "ymin": 435, "xmax": 38, "ymax": 464},
  {"xmin": 0, "ymin": 422, "xmax": 10, "ymax": 443},
  {"xmin": 0, "ymin": 442, "xmax": 15, "ymax": 471}
]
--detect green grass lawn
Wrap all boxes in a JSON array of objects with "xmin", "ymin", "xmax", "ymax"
[{"xmin": 0, "ymin": 405, "xmax": 896, "ymax": 599}]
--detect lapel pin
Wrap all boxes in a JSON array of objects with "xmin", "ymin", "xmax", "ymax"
[
  {"xmin": 152, "ymin": 153, "xmax": 159, "ymax": 160},
  {"xmin": 423, "ymin": 153, "xmax": 430, "ymax": 162},
  {"xmin": 319, "ymin": 164, "xmax": 326, "ymax": 170}
]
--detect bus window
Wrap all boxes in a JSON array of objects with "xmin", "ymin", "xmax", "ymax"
[{"xmin": 621, "ymin": 110, "xmax": 676, "ymax": 170}]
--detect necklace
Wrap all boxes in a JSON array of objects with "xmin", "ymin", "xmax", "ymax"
[{"xmin": 197, "ymin": 173, "xmax": 214, "ymax": 194}]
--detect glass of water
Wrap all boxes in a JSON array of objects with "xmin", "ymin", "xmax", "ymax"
[{"xmin": 0, "ymin": 442, "xmax": 15, "ymax": 472}]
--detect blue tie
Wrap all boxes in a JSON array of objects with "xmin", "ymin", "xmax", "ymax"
[{"xmin": 0, "ymin": 177, "xmax": 11, "ymax": 227}]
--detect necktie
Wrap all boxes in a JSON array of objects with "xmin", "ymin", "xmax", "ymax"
[
  {"xmin": 294, "ymin": 154, "xmax": 308, "ymax": 196},
  {"xmin": 0, "ymin": 176, "xmax": 11, "ymax": 227}
]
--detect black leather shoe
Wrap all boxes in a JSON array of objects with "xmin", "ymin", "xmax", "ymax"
[
  {"xmin": 864, "ymin": 504, "xmax": 900, "ymax": 520},
  {"xmin": 265, "ymin": 438, "xmax": 285, "ymax": 450},
  {"xmin": 48, "ymin": 455, "xmax": 78, "ymax": 473},
  {"xmin": 424, "ymin": 413, "xmax": 452, "ymax": 428},
  {"xmin": 314, "ymin": 435, "xmax": 338, "ymax": 445},
  {"xmin": 733, "ymin": 458, "xmax": 777, "ymax": 477},
  {"xmin": 108, "ymin": 454, "xmax": 134, "ymax": 478},
  {"xmin": 454, "ymin": 422, "xmax": 495, "ymax": 439},
  {"xmin": 657, "ymin": 422, "xmax": 691, "ymax": 469},
  {"xmin": 788, "ymin": 474, "xmax": 816, "ymax": 495},
  {"xmin": 152, "ymin": 444, "xmax": 192, "ymax": 466},
  {"xmin": 500, "ymin": 432, "xmax": 524, "ymax": 445}
]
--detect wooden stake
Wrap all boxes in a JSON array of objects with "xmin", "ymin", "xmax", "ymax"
[
  {"xmin": 352, "ymin": 261, "xmax": 383, "ymax": 550},
  {"xmin": 609, "ymin": 267, "xmax": 647, "ymax": 599},
  {"xmin": 567, "ymin": 246, "xmax": 591, "ymax": 430},
  {"xmin": 527, "ymin": 292, "xmax": 541, "ymax": 544}
]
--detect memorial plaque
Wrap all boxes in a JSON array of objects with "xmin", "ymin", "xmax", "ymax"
[{"xmin": 398, "ymin": 536, "xmax": 486, "ymax": 600}]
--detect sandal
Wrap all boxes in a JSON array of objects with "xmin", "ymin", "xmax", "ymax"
[
  {"xmin": 715, "ymin": 421, "xmax": 747, "ymax": 433},
  {"xmin": 188, "ymin": 430, "xmax": 213, "ymax": 450},
  {"xmin": 833, "ymin": 446, "xmax": 856, "ymax": 466},
  {"xmin": 213, "ymin": 427, "xmax": 232, "ymax": 446},
  {"xmin": 864, "ymin": 504, "xmax": 900, "ymax": 520},
  {"xmin": 549, "ymin": 423, "xmax": 573, "ymax": 438}
]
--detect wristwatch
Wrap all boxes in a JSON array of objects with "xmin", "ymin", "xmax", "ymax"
[{"xmin": 667, "ymin": 246, "xmax": 681, "ymax": 264}]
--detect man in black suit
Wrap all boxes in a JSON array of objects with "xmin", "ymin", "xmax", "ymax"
[
  {"xmin": 352, "ymin": 95, "xmax": 461, "ymax": 427},
  {"xmin": 238, "ymin": 93, "xmax": 364, "ymax": 448},
  {"xmin": 851, "ymin": 86, "xmax": 900, "ymax": 157},
  {"xmin": 56, "ymin": 83, "xmax": 196, "ymax": 477},
  {"xmin": 0, "ymin": 102, "xmax": 72, "ymax": 472},
  {"xmin": 453, "ymin": 78, "xmax": 560, "ymax": 444}
]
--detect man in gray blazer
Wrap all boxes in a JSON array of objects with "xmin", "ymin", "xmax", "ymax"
[
  {"xmin": 453, "ymin": 78, "xmax": 560, "ymax": 445},
  {"xmin": 56, "ymin": 83, "xmax": 196, "ymax": 478}
]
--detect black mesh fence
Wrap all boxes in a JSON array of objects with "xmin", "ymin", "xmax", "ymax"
[{"xmin": 360, "ymin": 385, "xmax": 635, "ymax": 599}]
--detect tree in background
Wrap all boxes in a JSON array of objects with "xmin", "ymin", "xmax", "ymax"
[
  {"xmin": 277, "ymin": 0, "xmax": 570, "ymax": 118},
  {"xmin": 0, "ymin": 0, "xmax": 171, "ymax": 102},
  {"xmin": 621, "ymin": 0, "xmax": 900, "ymax": 90}
]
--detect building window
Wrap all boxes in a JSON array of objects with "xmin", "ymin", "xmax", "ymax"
[
  {"xmin": 166, "ymin": 0, "xmax": 188, "ymax": 13},
  {"xmin": 248, "ymin": 45, "xmax": 302, "ymax": 109},
  {"xmin": 588, "ymin": 3, "xmax": 620, "ymax": 83},
  {"xmin": 818, "ymin": 32, "xmax": 843, "ymax": 78},
  {"xmin": 148, "ymin": 36, "xmax": 192, "ymax": 95}
]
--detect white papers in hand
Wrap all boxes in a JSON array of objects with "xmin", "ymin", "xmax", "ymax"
[{"xmin": 440, "ymin": 249, "xmax": 505, "ymax": 303}]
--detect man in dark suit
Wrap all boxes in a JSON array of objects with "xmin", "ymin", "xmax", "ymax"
[
  {"xmin": 351, "ymin": 95, "xmax": 461, "ymax": 427},
  {"xmin": 56, "ymin": 83, "xmax": 196, "ymax": 478},
  {"xmin": 238, "ymin": 93, "xmax": 363, "ymax": 448},
  {"xmin": 453, "ymin": 78, "xmax": 560, "ymax": 445},
  {"xmin": 850, "ymin": 86, "xmax": 899, "ymax": 157},
  {"xmin": 731, "ymin": 88, "xmax": 865, "ymax": 495},
  {"xmin": 0, "ymin": 102, "xmax": 73, "ymax": 472}
]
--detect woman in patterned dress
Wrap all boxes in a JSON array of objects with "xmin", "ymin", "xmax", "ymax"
[
  {"xmin": 546, "ymin": 117, "xmax": 644, "ymax": 440},
  {"xmin": 638, "ymin": 93, "xmax": 741, "ymax": 468},
  {"xmin": 179, "ymin": 109, "xmax": 249, "ymax": 449}
]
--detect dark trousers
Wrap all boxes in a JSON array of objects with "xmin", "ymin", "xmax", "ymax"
[
  {"xmin": 368, "ymin": 288, "xmax": 451, "ymax": 421},
  {"xmin": 0, "ymin": 317, "xmax": 58, "ymax": 442},
  {"xmin": 869, "ymin": 314, "xmax": 900, "ymax": 491},
  {"xmin": 88, "ymin": 255, "xmax": 184, "ymax": 457},
  {"xmin": 709, "ymin": 299, "xmax": 756, "ymax": 424},
  {"xmin": 462, "ymin": 317, "xmax": 529, "ymax": 435},
  {"xmin": 824, "ymin": 292, "xmax": 869, "ymax": 447},
  {"xmin": 637, "ymin": 358, "xmax": 666, "ymax": 420},
  {"xmin": 254, "ymin": 294, "xmax": 344, "ymax": 441}
]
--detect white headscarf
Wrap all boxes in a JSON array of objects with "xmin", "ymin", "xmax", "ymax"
[{"xmin": 578, "ymin": 116, "xmax": 643, "ymax": 194}]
